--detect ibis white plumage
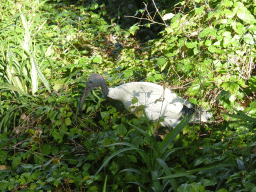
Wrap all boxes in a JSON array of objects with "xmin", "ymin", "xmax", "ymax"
[{"xmin": 79, "ymin": 73, "xmax": 212, "ymax": 127}]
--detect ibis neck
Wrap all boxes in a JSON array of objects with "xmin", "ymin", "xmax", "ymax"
[{"xmin": 101, "ymin": 84, "xmax": 109, "ymax": 97}]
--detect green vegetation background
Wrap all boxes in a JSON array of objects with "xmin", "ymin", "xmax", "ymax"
[{"xmin": 0, "ymin": 0, "xmax": 256, "ymax": 191}]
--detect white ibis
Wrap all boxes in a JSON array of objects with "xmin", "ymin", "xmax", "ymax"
[{"xmin": 79, "ymin": 73, "xmax": 212, "ymax": 128}]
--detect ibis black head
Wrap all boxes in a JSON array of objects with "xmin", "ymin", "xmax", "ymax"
[{"xmin": 79, "ymin": 74, "xmax": 109, "ymax": 117}]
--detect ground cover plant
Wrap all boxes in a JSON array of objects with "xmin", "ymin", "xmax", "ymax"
[{"xmin": 0, "ymin": 0, "xmax": 256, "ymax": 191}]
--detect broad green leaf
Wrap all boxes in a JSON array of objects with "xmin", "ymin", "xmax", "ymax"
[
  {"xmin": 221, "ymin": 81, "xmax": 239, "ymax": 94},
  {"xmin": 236, "ymin": 158, "xmax": 246, "ymax": 171},
  {"xmin": 12, "ymin": 156, "xmax": 22, "ymax": 168},
  {"xmin": 208, "ymin": 46, "xmax": 217, "ymax": 53},
  {"xmin": 223, "ymin": 35, "xmax": 231, "ymax": 47},
  {"xmin": 222, "ymin": 0, "xmax": 233, "ymax": 7},
  {"xmin": 205, "ymin": 40, "xmax": 212, "ymax": 46},
  {"xmin": 165, "ymin": 27, "xmax": 172, "ymax": 34},
  {"xmin": 195, "ymin": 6, "xmax": 204, "ymax": 14},
  {"xmin": 193, "ymin": 47, "xmax": 199, "ymax": 55},
  {"xmin": 92, "ymin": 55, "xmax": 102, "ymax": 63},
  {"xmin": 157, "ymin": 56, "xmax": 168, "ymax": 71},
  {"xmin": 199, "ymin": 28, "xmax": 212, "ymax": 38},
  {"xmin": 116, "ymin": 124, "xmax": 127, "ymax": 136},
  {"xmin": 109, "ymin": 161, "xmax": 119, "ymax": 175},
  {"xmin": 129, "ymin": 25, "xmax": 139, "ymax": 35},
  {"xmin": 231, "ymin": 21, "xmax": 246, "ymax": 35},
  {"xmin": 243, "ymin": 33, "xmax": 254, "ymax": 45},
  {"xmin": 124, "ymin": 69, "xmax": 133, "ymax": 78},
  {"xmin": 65, "ymin": 118, "xmax": 71, "ymax": 126},
  {"xmin": 41, "ymin": 144, "xmax": 51, "ymax": 155},
  {"xmin": 222, "ymin": 9, "xmax": 234, "ymax": 18},
  {"xmin": 237, "ymin": 7, "xmax": 256, "ymax": 24},
  {"xmin": 186, "ymin": 42, "xmax": 197, "ymax": 48}
]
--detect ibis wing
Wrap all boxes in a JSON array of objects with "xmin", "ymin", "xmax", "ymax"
[{"xmin": 111, "ymin": 82, "xmax": 186, "ymax": 120}]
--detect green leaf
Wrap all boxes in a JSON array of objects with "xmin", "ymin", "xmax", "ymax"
[
  {"xmin": 208, "ymin": 46, "xmax": 217, "ymax": 53},
  {"xmin": 132, "ymin": 97, "xmax": 138, "ymax": 104},
  {"xmin": 165, "ymin": 27, "xmax": 172, "ymax": 34},
  {"xmin": 249, "ymin": 76, "xmax": 256, "ymax": 91},
  {"xmin": 243, "ymin": 33, "xmax": 254, "ymax": 45},
  {"xmin": 12, "ymin": 156, "xmax": 22, "ymax": 168},
  {"xmin": 177, "ymin": 182, "xmax": 205, "ymax": 192},
  {"xmin": 244, "ymin": 182, "xmax": 256, "ymax": 191},
  {"xmin": 131, "ymin": 136, "xmax": 144, "ymax": 147},
  {"xmin": 31, "ymin": 170, "xmax": 41, "ymax": 180},
  {"xmin": 204, "ymin": 40, "xmax": 212, "ymax": 46},
  {"xmin": 160, "ymin": 115, "xmax": 193, "ymax": 155},
  {"xmin": 109, "ymin": 161, "xmax": 119, "ymax": 175},
  {"xmin": 237, "ymin": 6, "xmax": 256, "ymax": 24},
  {"xmin": 127, "ymin": 155, "xmax": 137, "ymax": 163},
  {"xmin": 95, "ymin": 144, "xmax": 141, "ymax": 176},
  {"xmin": 227, "ymin": 111, "xmax": 256, "ymax": 123},
  {"xmin": 51, "ymin": 146, "xmax": 59, "ymax": 156},
  {"xmin": 231, "ymin": 22, "xmax": 245, "ymax": 35},
  {"xmin": 41, "ymin": 144, "xmax": 51, "ymax": 155},
  {"xmin": 116, "ymin": 124, "xmax": 127, "ymax": 136},
  {"xmin": 65, "ymin": 118, "xmax": 71, "ymax": 126},
  {"xmin": 30, "ymin": 183, "xmax": 37, "ymax": 190},
  {"xmin": 129, "ymin": 25, "xmax": 139, "ymax": 36},
  {"xmin": 248, "ymin": 25, "xmax": 256, "ymax": 34},
  {"xmin": 156, "ymin": 158, "xmax": 177, "ymax": 190},
  {"xmin": 193, "ymin": 47, "xmax": 199, "ymax": 55},
  {"xmin": 195, "ymin": 6, "xmax": 204, "ymax": 14},
  {"xmin": 221, "ymin": 81, "xmax": 239, "ymax": 94},
  {"xmin": 222, "ymin": 31, "xmax": 232, "ymax": 48},
  {"xmin": 92, "ymin": 55, "xmax": 102, "ymax": 63},
  {"xmin": 101, "ymin": 111, "xmax": 110, "ymax": 120},
  {"xmin": 194, "ymin": 157, "xmax": 204, "ymax": 166},
  {"xmin": 186, "ymin": 42, "xmax": 197, "ymax": 48},
  {"xmin": 222, "ymin": 0, "xmax": 233, "ymax": 7},
  {"xmin": 103, "ymin": 175, "xmax": 108, "ymax": 192},
  {"xmin": 199, "ymin": 28, "xmax": 212, "ymax": 38},
  {"xmin": 160, "ymin": 164, "xmax": 232, "ymax": 179},
  {"xmin": 237, "ymin": 158, "xmax": 246, "ymax": 171},
  {"xmin": 189, "ymin": 97, "xmax": 197, "ymax": 104},
  {"xmin": 124, "ymin": 69, "xmax": 133, "ymax": 78},
  {"xmin": 157, "ymin": 56, "xmax": 168, "ymax": 71},
  {"xmin": 154, "ymin": 74, "xmax": 163, "ymax": 81},
  {"xmin": 222, "ymin": 9, "xmax": 234, "ymax": 18},
  {"xmin": 187, "ymin": 84, "xmax": 200, "ymax": 96}
]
